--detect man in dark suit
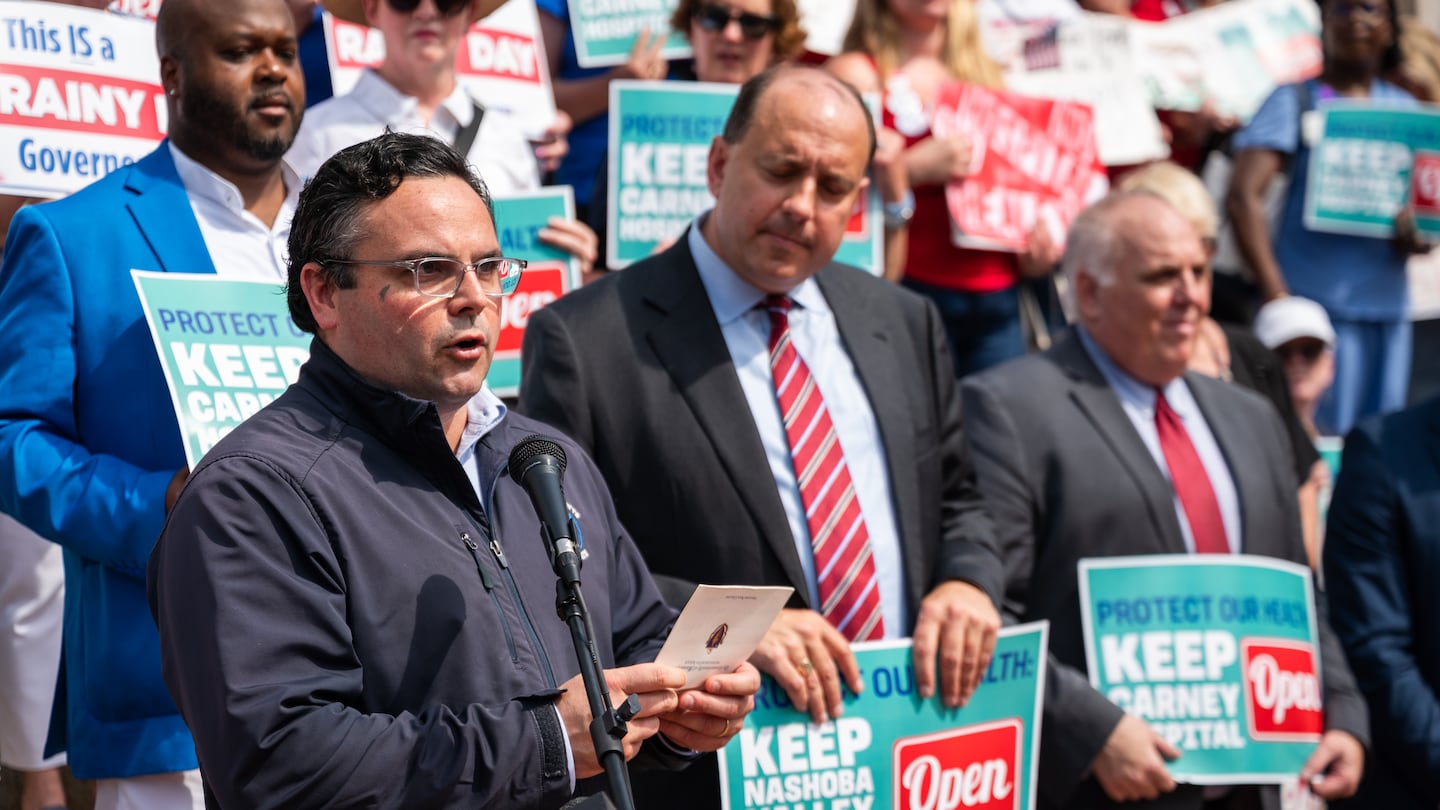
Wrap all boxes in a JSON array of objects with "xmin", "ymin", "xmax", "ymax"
[
  {"xmin": 1325, "ymin": 397, "xmax": 1440, "ymax": 808},
  {"xmin": 519, "ymin": 65, "xmax": 1006, "ymax": 806},
  {"xmin": 960, "ymin": 191, "xmax": 1367, "ymax": 809}
]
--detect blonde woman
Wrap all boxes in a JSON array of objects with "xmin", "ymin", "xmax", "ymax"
[{"xmin": 828, "ymin": 0, "xmax": 1058, "ymax": 376}]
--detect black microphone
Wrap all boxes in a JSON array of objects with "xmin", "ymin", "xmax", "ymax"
[{"xmin": 507, "ymin": 435, "xmax": 581, "ymax": 583}]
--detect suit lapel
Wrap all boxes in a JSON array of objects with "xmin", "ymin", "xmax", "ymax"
[
  {"xmin": 1185, "ymin": 373, "xmax": 1269, "ymax": 555},
  {"xmin": 641, "ymin": 242, "xmax": 811, "ymax": 601},
  {"xmin": 818, "ymin": 268, "xmax": 927, "ymax": 602},
  {"xmin": 1052, "ymin": 335, "xmax": 1187, "ymax": 552},
  {"xmin": 124, "ymin": 144, "xmax": 217, "ymax": 276}
]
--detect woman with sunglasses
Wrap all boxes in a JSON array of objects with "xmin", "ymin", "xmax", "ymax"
[
  {"xmin": 290, "ymin": 0, "xmax": 600, "ymax": 276},
  {"xmin": 827, "ymin": 0, "xmax": 1061, "ymax": 379},
  {"xmin": 1227, "ymin": 0, "xmax": 1429, "ymax": 437}
]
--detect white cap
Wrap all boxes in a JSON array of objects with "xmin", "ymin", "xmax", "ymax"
[{"xmin": 1253, "ymin": 297, "xmax": 1336, "ymax": 350}]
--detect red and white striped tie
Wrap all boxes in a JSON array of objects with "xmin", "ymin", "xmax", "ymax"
[{"xmin": 763, "ymin": 295, "xmax": 884, "ymax": 642}]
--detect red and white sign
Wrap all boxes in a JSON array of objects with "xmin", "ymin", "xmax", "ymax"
[
  {"xmin": 324, "ymin": 0, "xmax": 555, "ymax": 138},
  {"xmin": 1242, "ymin": 638, "xmax": 1324, "ymax": 742},
  {"xmin": 1413, "ymin": 150, "xmax": 1440, "ymax": 219},
  {"xmin": 495, "ymin": 261, "xmax": 567, "ymax": 357},
  {"xmin": 933, "ymin": 82, "xmax": 1108, "ymax": 251},
  {"xmin": 0, "ymin": 2, "xmax": 163, "ymax": 198},
  {"xmin": 894, "ymin": 719, "xmax": 1022, "ymax": 810}
]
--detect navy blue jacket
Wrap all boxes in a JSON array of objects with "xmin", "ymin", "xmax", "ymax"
[
  {"xmin": 1326, "ymin": 397, "xmax": 1440, "ymax": 808},
  {"xmin": 148, "ymin": 339, "xmax": 680, "ymax": 808}
]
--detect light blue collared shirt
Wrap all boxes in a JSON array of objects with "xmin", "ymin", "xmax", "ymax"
[
  {"xmin": 1077, "ymin": 328, "xmax": 1242, "ymax": 553},
  {"xmin": 687, "ymin": 218, "xmax": 909, "ymax": 636}
]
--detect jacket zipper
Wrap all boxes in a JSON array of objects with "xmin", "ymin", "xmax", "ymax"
[
  {"xmin": 460, "ymin": 529, "xmax": 517, "ymax": 663},
  {"xmin": 484, "ymin": 466, "xmax": 560, "ymax": 689}
]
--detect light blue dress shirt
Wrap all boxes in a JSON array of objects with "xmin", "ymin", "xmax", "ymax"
[
  {"xmin": 687, "ymin": 218, "xmax": 909, "ymax": 636},
  {"xmin": 1078, "ymin": 328, "xmax": 1242, "ymax": 553}
]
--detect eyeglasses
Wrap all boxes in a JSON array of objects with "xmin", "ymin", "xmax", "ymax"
[
  {"xmin": 1275, "ymin": 340, "xmax": 1328, "ymax": 363},
  {"xmin": 326, "ymin": 256, "xmax": 525, "ymax": 298},
  {"xmin": 385, "ymin": 0, "xmax": 470, "ymax": 17},
  {"xmin": 693, "ymin": 3, "xmax": 780, "ymax": 39}
]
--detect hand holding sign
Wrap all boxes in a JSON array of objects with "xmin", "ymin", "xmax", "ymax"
[
  {"xmin": 749, "ymin": 608, "xmax": 863, "ymax": 724},
  {"xmin": 1299, "ymin": 730, "xmax": 1364, "ymax": 800},
  {"xmin": 1093, "ymin": 713, "xmax": 1181, "ymax": 802}
]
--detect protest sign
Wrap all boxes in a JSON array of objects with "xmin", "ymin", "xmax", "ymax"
[
  {"xmin": 569, "ymin": 0, "xmax": 690, "ymax": 68},
  {"xmin": 1128, "ymin": 0, "xmax": 1320, "ymax": 121},
  {"xmin": 1412, "ymin": 148, "xmax": 1440, "ymax": 241},
  {"xmin": 1080, "ymin": 555, "xmax": 1323, "ymax": 784},
  {"xmin": 489, "ymin": 187, "xmax": 582, "ymax": 397},
  {"xmin": 324, "ymin": 0, "xmax": 556, "ymax": 138},
  {"xmin": 607, "ymin": 80, "xmax": 882, "ymax": 273},
  {"xmin": 1303, "ymin": 103, "xmax": 1440, "ymax": 239},
  {"xmin": 132, "ymin": 272, "xmax": 311, "ymax": 468},
  {"xmin": 718, "ymin": 623, "xmax": 1048, "ymax": 810},
  {"xmin": 997, "ymin": 12, "xmax": 1168, "ymax": 166},
  {"xmin": 932, "ymin": 82, "xmax": 1107, "ymax": 251},
  {"xmin": 0, "ymin": 1, "xmax": 164, "ymax": 198}
]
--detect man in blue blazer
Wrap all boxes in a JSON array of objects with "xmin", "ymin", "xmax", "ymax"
[
  {"xmin": 0, "ymin": 0, "xmax": 304, "ymax": 804},
  {"xmin": 1325, "ymin": 396, "xmax": 1440, "ymax": 808}
]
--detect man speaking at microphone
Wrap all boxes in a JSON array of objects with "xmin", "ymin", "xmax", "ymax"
[{"xmin": 146, "ymin": 131, "xmax": 758, "ymax": 809}]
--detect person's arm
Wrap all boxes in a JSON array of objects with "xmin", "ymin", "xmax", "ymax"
[
  {"xmin": 151, "ymin": 454, "xmax": 643, "ymax": 808},
  {"xmin": 1226, "ymin": 148, "xmax": 1290, "ymax": 301},
  {"xmin": 1324, "ymin": 426, "xmax": 1438, "ymax": 790},
  {"xmin": 0, "ymin": 206, "xmax": 178, "ymax": 575},
  {"xmin": 959, "ymin": 374, "xmax": 1151, "ymax": 804},
  {"xmin": 539, "ymin": 10, "xmax": 667, "ymax": 128}
]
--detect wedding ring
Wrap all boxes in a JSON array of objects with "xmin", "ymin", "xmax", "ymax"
[
  {"xmin": 799, "ymin": 659, "xmax": 814, "ymax": 677},
  {"xmin": 721, "ymin": 718, "xmax": 731, "ymax": 737}
]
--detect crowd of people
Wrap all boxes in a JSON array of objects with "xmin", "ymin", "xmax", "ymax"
[{"xmin": 0, "ymin": 0, "xmax": 1438, "ymax": 809}]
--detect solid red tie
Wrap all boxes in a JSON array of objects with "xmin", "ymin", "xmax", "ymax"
[
  {"xmin": 763, "ymin": 295, "xmax": 884, "ymax": 641},
  {"xmin": 1154, "ymin": 390, "xmax": 1229, "ymax": 554}
]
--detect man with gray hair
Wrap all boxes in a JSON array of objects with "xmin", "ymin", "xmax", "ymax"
[{"xmin": 960, "ymin": 191, "xmax": 1368, "ymax": 809}]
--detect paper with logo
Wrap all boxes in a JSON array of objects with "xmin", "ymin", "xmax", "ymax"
[
  {"xmin": 489, "ymin": 187, "xmax": 582, "ymax": 397},
  {"xmin": 323, "ymin": 1, "xmax": 557, "ymax": 138},
  {"xmin": 718, "ymin": 622, "xmax": 1048, "ymax": 810},
  {"xmin": 568, "ymin": 0, "xmax": 691, "ymax": 68},
  {"xmin": 606, "ymin": 80, "xmax": 882, "ymax": 273},
  {"xmin": 654, "ymin": 585, "xmax": 794, "ymax": 690},
  {"xmin": 132, "ymin": 271, "xmax": 312, "ymax": 468},
  {"xmin": 1302, "ymin": 103, "xmax": 1440, "ymax": 239},
  {"xmin": 932, "ymin": 82, "xmax": 1108, "ymax": 251},
  {"xmin": 0, "ymin": 1, "xmax": 165, "ymax": 197},
  {"xmin": 1079, "ymin": 555, "xmax": 1323, "ymax": 784}
]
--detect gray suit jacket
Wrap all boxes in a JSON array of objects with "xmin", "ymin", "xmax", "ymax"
[{"xmin": 960, "ymin": 331, "xmax": 1368, "ymax": 810}]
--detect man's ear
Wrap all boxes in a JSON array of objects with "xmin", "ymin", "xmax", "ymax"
[
  {"xmin": 1074, "ymin": 267, "xmax": 1102, "ymax": 323},
  {"xmin": 706, "ymin": 136, "xmax": 729, "ymax": 199},
  {"xmin": 300, "ymin": 262, "xmax": 340, "ymax": 333},
  {"xmin": 160, "ymin": 55, "xmax": 179, "ymax": 102}
]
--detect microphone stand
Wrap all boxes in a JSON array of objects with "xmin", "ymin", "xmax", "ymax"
[{"xmin": 549, "ymin": 520, "xmax": 638, "ymax": 810}]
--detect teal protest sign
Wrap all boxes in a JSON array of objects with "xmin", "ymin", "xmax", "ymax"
[
  {"xmin": 132, "ymin": 271, "xmax": 311, "ymax": 468},
  {"xmin": 607, "ymin": 80, "xmax": 882, "ymax": 273},
  {"xmin": 718, "ymin": 622, "xmax": 1047, "ymax": 810},
  {"xmin": 490, "ymin": 187, "xmax": 582, "ymax": 397},
  {"xmin": 1079, "ymin": 555, "xmax": 1322, "ymax": 784},
  {"xmin": 570, "ymin": 0, "xmax": 690, "ymax": 68},
  {"xmin": 1303, "ymin": 103, "xmax": 1440, "ymax": 238}
]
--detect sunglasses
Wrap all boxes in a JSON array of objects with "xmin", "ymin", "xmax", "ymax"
[
  {"xmin": 694, "ymin": 3, "xmax": 780, "ymax": 39},
  {"xmin": 385, "ymin": 0, "xmax": 470, "ymax": 16},
  {"xmin": 1276, "ymin": 340, "xmax": 1328, "ymax": 363}
]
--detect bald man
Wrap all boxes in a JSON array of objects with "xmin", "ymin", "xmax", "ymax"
[
  {"xmin": 520, "ymin": 65, "xmax": 1006, "ymax": 809},
  {"xmin": 0, "ymin": 0, "xmax": 304, "ymax": 806}
]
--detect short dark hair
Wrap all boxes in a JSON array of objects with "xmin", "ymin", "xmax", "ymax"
[
  {"xmin": 285, "ymin": 132, "xmax": 493, "ymax": 333},
  {"xmin": 721, "ymin": 65, "xmax": 877, "ymax": 167}
]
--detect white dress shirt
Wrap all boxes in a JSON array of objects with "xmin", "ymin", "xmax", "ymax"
[
  {"xmin": 286, "ymin": 69, "xmax": 538, "ymax": 195},
  {"xmin": 687, "ymin": 218, "xmax": 909, "ymax": 636},
  {"xmin": 168, "ymin": 143, "xmax": 298, "ymax": 282}
]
